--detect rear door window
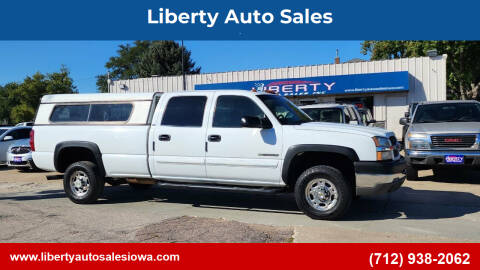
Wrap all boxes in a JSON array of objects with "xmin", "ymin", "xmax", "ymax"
[{"xmin": 161, "ymin": 96, "xmax": 207, "ymax": 127}]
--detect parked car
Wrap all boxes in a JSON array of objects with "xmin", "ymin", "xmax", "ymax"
[
  {"xmin": 300, "ymin": 104, "xmax": 366, "ymax": 125},
  {"xmin": 32, "ymin": 91, "xmax": 405, "ymax": 220},
  {"xmin": 7, "ymin": 143, "xmax": 38, "ymax": 171},
  {"xmin": 400, "ymin": 100, "xmax": 480, "ymax": 180},
  {"xmin": 0, "ymin": 126, "xmax": 13, "ymax": 136},
  {"xmin": 0, "ymin": 126, "xmax": 32, "ymax": 165}
]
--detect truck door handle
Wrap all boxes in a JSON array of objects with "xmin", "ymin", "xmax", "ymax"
[
  {"xmin": 159, "ymin": 134, "xmax": 171, "ymax": 141},
  {"xmin": 208, "ymin": 135, "xmax": 221, "ymax": 142}
]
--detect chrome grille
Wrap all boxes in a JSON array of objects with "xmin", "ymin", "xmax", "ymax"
[
  {"xmin": 431, "ymin": 135, "xmax": 476, "ymax": 148},
  {"xmin": 10, "ymin": 146, "xmax": 31, "ymax": 154}
]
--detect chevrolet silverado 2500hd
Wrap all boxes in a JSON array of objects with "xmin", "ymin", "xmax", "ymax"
[{"xmin": 32, "ymin": 90, "xmax": 405, "ymax": 220}]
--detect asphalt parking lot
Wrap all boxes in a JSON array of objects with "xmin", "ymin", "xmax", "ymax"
[{"xmin": 1, "ymin": 166, "xmax": 480, "ymax": 243}]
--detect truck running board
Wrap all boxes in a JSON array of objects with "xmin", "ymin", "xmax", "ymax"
[{"xmin": 155, "ymin": 181, "xmax": 287, "ymax": 194}]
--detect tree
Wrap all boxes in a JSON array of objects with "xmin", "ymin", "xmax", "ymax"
[
  {"xmin": 361, "ymin": 41, "xmax": 480, "ymax": 100},
  {"xmin": 96, "ymin": 41, "xmax": 201, "ymax": 92},
  {"xmin": 0, "ymin": 67, "xmax": 77, "ymax": 124}
]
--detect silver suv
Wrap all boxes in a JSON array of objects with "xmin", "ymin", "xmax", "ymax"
[{"xmin": 400, "ymin": 100, "xmax": 480, "ymax": 180}]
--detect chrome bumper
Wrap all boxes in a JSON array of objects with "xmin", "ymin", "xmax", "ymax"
[
  {"xmin": 407, "ymin": 150, "xmax": 480, "ymax": 167},
  {"xmin": 354, "ymin": 157, "xmax": 406, "ymax": 196}
]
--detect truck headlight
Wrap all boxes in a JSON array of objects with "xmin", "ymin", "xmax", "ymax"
[
  {"xmin": 373, "ymin": 136, "xmax": 393, "ymax": 161},
  {"xmin": 406, "ymin": 133, "xmax": 430, "ymax": 150}
]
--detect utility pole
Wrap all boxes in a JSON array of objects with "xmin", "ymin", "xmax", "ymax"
[
  {"xmin": 107, "ymin": 71, "xmax": 111, "ymax": 93},
  {"xmin": 181, "ymin": 40, "xmax": 186, "ymax": 91}
]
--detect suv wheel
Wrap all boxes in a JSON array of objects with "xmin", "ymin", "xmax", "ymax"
[
  {"xmin": 64, "ymin": 161, "xmax": 105, "ymax": 204},
  {"xmin": 294, "ymin": 165, "xmax": 352, "ymax": 220},
  {"xmin": 406, "ymin": 166, "xmax": 419, "ymax": 180}
]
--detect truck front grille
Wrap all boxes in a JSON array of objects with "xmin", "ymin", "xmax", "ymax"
[
  {"xmin": 431, "ymin": 135, "xmax": 477, "ymax": 148},
  {"xmin": 10, "ymin": 146, "xmax": 31, "ymax": 154}
]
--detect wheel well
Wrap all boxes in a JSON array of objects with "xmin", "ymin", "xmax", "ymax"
[
  {"xmin": 56, "ymin": 147, "xmax": 97, "ymax": 173},
  {"xmin": 285, "ymin": 152, "xmax": 355, "ymax": 190}
]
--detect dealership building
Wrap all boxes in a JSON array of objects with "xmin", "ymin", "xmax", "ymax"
[{"xmin": 109, "ymin": 54, "xmax": 447, "ymax": 139}]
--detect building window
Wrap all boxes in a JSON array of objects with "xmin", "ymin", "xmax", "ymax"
[{"xmin": 161, "ymin": 96, "xmax": 207, "ymax": 127}]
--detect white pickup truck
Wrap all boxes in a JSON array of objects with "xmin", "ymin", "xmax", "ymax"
[{"xmin": 32, "ymin": 90, "xmax": 405, "ymax": 220}]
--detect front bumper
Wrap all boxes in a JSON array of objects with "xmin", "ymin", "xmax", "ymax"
[
  {"xmin": 354, "ymin": 157, "xmax": 406, "ymax": 196},
  {"xmin": 406, "ymin": 150, "xmax": 480, "ymax": 168},
  {"xmin": 6, "ymin": 152, "xmax": 33, "ymax": 168}
]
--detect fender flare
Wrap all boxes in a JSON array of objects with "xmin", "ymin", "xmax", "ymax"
[
  {"xmin": 281, "ymin": 144, "xmax": 359, "ymax": 184},
  {"xmin": 54, "ymin": 141, "xmax": 105, "ymax": 174}
]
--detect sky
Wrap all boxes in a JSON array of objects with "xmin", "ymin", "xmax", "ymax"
[{"xmin": 0, "ymin": 41, "xmax": 368, "ymax": 93}]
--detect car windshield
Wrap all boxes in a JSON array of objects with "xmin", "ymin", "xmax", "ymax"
[
  {"xmin": 257, "ymin": 95, "xmax": 311, "ymax": 125},
  {"xmin": 413, "ymin": 103, "xmax": 480, "ymax": 123},
  {"xmin": 302, "ymin": 108, "xmax": 344, "ymax": 123}
]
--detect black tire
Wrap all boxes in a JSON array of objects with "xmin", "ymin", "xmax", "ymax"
[
  {"xmin": 406, "ymin": 165, "xmax": 419, "ymax": 181},
  {"xmin": 294, "ymin": 165, "xmax": 352, "ymax": 220},
  {"xmin": 128, "ymin": 183, "xmax": 153, "ymax": 190},
  {"xmin": 64, "ymin": 161, "xmax": 105, "ymax": 204}
]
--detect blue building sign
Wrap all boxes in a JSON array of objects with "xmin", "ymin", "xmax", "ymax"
[{"xmin": 195, "ymin": 71, "xmax": 409, "ymax": 96}]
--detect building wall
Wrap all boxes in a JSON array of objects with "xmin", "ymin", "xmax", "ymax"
[{"xmin": 110, "ymin": 55, "xmax": 447, "ymax": 138}]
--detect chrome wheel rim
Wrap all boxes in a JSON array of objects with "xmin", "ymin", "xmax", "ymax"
[
  {"xmin": 70, "ymin": 171, "xmax": 90, "ymax": 197},
  {"xmin": 305, "ymin": 178, "xmax": 338, "ymax": 211}
]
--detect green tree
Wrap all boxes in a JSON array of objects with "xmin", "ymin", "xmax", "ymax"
[
  {"xmin": 0, "ymin": 67, "xmax": 77, "ymax": 124},
  {"xmin": 361, "ymin": 41, "xmax": 480, "ymax": 100},
  {"xmin": 96, "ymin": 41, "xmax": 200, "ymax": 93}
]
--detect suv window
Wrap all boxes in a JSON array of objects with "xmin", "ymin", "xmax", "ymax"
[
  {"xmin": 303, "ymin": 108, "xmax": 344, "ymax": 123},
  {"xmin": 161, "ymin": 96, "xmax": 207, "ymax": 127},
  {"xmin": 213, "ymin": 95, "xmax": 265, "ymax": 128},
  {"xmin": 7, "ymin": 128, "xmax": 31, "ymax": 140},
  {"xmin": 89, "ymin": 104, "xmax": 133, "ymax": 122},
  {"xmin": 50, "ymin": 105, "xmax": 90, "ymax": 122}
]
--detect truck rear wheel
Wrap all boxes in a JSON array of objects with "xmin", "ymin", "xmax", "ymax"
[
  {"xmin": 64, "ymin": 161, "xmax": 105, "ymax": 204},
  {"xmin": 294, "ymin": 165, "xmax": 352, "ymax": 220}
]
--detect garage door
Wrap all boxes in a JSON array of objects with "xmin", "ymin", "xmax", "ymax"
[{"xmin": 386, "ymin": 95, "xmax": 408, "ymax": 139}]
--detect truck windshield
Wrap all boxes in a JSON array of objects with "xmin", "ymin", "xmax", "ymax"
[
  {"xmin": 257, "ymin": 95, "xmax": 311, "ymax": 125},
  {"xmin": 302, "ymin": 108, "xmax": 344, "ymax": 123},
  {"xmin": 413, "ymin": 103, "xmax": 480, "ymax": 123}
]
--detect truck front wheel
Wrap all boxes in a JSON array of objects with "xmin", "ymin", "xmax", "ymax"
[
  {"xmin": 64, "ymin": 161, "xmax": 105, "ymax": 204},
  {"xmin": 406, "ymin": 166, "xmax": 419, "ymax": 180},
  {"xmin": 294, "ymin": 165, "xmax": 352, "ymax": 220}
]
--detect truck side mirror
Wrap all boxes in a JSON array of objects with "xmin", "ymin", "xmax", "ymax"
[
  {"xmin": 241, "ymin": 116, "xmax": 272, "ymax": 129},
  {"xmin": 399, "ymin": 117, "xmax": 410, "ymax": 126},
  {"xmin": 3, "ymin": 135, "xmax": 13, "ymax": 141},
  {"xmin": 345, "ymin": 115, "xmax": 351, "ymax": 123}
]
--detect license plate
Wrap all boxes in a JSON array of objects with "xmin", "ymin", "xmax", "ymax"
[
  {"xmin": 444, "ymin": 155, "xmax": 464, "ymax": 164},
  {"xmin": 13, "ymin": 156, "xmax": 22, "ymax": 163}
]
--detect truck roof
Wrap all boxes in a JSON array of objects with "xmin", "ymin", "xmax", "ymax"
[
  {"xmin": 41, "ymin": 90, "xmax": 275, "ymax": 103},
  {"xmin": 418, "ymin": 100, "xmax": 480, "ymax": 105}
]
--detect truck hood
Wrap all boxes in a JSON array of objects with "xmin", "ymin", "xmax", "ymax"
[
  {"xmin": 294, "ymin": 122, "xmax": 396, "ymax": 138},
  {"xmin": 409, "ymin": 122, "xmax": 480, "ymax": 134}
]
